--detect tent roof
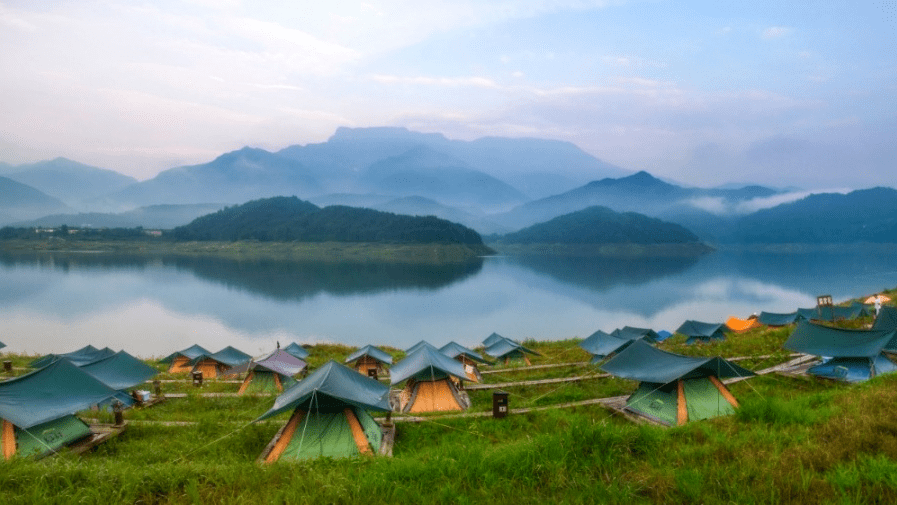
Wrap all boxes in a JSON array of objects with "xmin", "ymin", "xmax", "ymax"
[
  {"xmin": 80, "ymin": 350, "xmax": 159, "ymax": 391},
  {"xmin": 189, "ymin": 346, "xmax": 251, "ymax": 367},
  {"xmin": 600, "ymin": 339, "xmax": 755, "ymax": 384},
  {"xmin": 612, "ymin": 326, "xmax": 660, "ymax": 342},
  {"xmin": 390, "ymin": 345, "xmax": 469, "ymax": 384},
  {"xmin": 246, "ymin": 349, "xmax": 307, "ymax": 377},
  {"xmin": 0, "ymin": 358, "xmax": 117, "ymax": 429},
  {"xmin": 283, "ymin": 342, "xmax": 309, "ymax": 359},
  {"xmin": 0, "ymin": 340, "xmax": 5, "ymax": 349},
  {"xmin": 758, "ymin": 311, "xmax": 799, "ymax": 326},
  {"xmin": 484, "ymin": 338, "xmax": 540, "ymax": 359},
  {"xmin": 255, "ymin": 360, "xmax": 390, "ymax": 421},
  {"xmin": 160, "ymin": 344, "xmax": 211, "ymax": 363},
  {"xmin": 783, "ymin": 320, "xmax": 897, "ymax": 358},
  {"xmin": 30, "ymin": 345, "xmax": 116, "ymax": 369},
  {"xmin": 345, "ymin": 345, "xmax": 393, "ymax": 365},
  {"xmin": 873, "ymin": 306, "xmax": 897, "ymax": 332},
  {"xmin": 482, "ymin": 332, "xmax": 513, "ymax": 348},
  {"xmin": 675, "ymin": 320, "xmax": 727, "ymax": 338},
  {"xmin": 405, "ymin": 340, "xmax": 434, "ymax": 354},
  {"xmin": 439, "ymin": 341, "xmax": 491, "ymax": 364},
  {"xmin": 579, "ymin": 331, "xmax": 646, "ymax": 358}
]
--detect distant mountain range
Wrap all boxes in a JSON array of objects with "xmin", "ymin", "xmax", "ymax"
[{"xmin": 1, "ymin": 126, "xmax": 896, "ymax": 246}]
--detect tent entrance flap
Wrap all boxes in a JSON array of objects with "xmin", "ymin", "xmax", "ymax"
[
  {"xmin": 277, "ymin": 408, "xmax": 382, "ymax": 461},
  {"xmin": 13, "ymin": 415, "xmax": 92, "ymax": 459}
]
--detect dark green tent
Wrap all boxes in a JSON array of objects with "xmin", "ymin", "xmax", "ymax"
[
  {"xmin": 231, "ymin": 349, "xmax": 306, "ymax": 394},
  {"xmin": 80, "ymin": 351, "xmax": 159, "ymax": 408},
  {"xmin": 484, "ymin": 338, "xmax": 540, "ymax": 365},
  {"xmin": 283, "ymin": 342, "xmax": 309, "ymax": 360},
  {"xmin": 600, "ymin": 340, "xmax": 755, "ymax": 426},
  {"xmin": 675, "ymin": 320, "xmax": 728, "ymax": 345},
  {"xmin": 579, "ymin": 330, "xmax": 647, "ymax": 364},
  {"xmin": 255, "ymin": 360, "xmax": 390, "ymax": 462},
  {"xmin": 345, "ymin": 345, "xmax": 393, "ymax": 378},
  {"xmin": 390, "ymin": 345, "xmax": 471, "ymax": 413},
  {"xmin": 873, "ymin": 306, "xmax": 897, "ymax": 332},
  {"xmin": 783, "ymin": 320, "xmax": 897, "ymax": 382},
  {"xmin": 0, "ymin": 359, "xmax": 118, "ymax": 459},
  {"xmin": 482, "ymin": 332, "xmax": 511, "ymax": 348},
  {"xmin": 159, "ymin": 344, "xmax": 211, "ymax": 373},
  {"xmin": 758, "ymin": 311, "xmax": 800, "ymax": 327},
  {"xmin": 405, "ymin": 340, "xmax": 433, "ymax": 354},
  {"xmin": 797, "ymin": 304, "xmax": 868, "ymax": 323},
  {"xmin": 30, "ymin": 345, "xmax": 116, "ymax": 369},
  {"xmin": 0, "ymin": 340, "xmax": 5, "ymax": 350},
  {"xmin": 188, "ymin": 346, "xmax": 251, "ymax": 379},
  {"xmin": 611, "ymin": 326, "xmax": 660, "ymax": 343},
  {"xmin": 439, "ymin": 341, "xmax": 492, "ymax": 382}
]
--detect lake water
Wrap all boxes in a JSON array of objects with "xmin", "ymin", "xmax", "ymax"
[{"xmin": 2, "ymin": 246, "xmax": 897, "ymax": 358}]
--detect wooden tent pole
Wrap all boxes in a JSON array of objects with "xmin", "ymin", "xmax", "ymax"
[
  {"xmin": 676, "ymin": 380, "xmax": 688, "ymax": 426},
  {"xmin": 343, "ymin": 408, "xmax": 373, "ymax": 455},
  {"xmin": 2, "ymin": 419, "xmax": 16, "ymax": 460},
  {"xmin": 708, "ymin": 376, "xmax": 739, "ymax": 407},
  {"xmin": 265, "ymin": 409, "xmax": 305, "ymax": 464}
]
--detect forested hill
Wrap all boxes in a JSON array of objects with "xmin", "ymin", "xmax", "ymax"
[
  {"xmin": 171, "ymin": 196, "xmax": 486, "ymax": 245},
  {"xmin": 497, "ymin": 206, "xmax": 702, "ymax": 245}
]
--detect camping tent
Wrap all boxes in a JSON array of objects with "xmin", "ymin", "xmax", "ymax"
[
  {"xmin": 439, "ymin": 341, "xmax": 492, "ymax": 382},
  {"xmin": 0, "ymin": 358, "xmax": 118, "ymax": 459},
  {"xmin": 797, "ymin": 303, "xmax": 868, "ymax": 323},
  {"xmin": 159, "ymin": 344, "xmax": 211, "ymax": 374},
  {"xmin": 30, "ymin": 345, "xmax": 117, "ymax": 369},
  {"xmin": 80, "ymin": 351, "xmax": 159, "ymax": 408},
  {"xmin": 255, "ymin": 360, "xmax": 390, "ymax": 462},
  {"xmin": 783, "ymin": 320, "xmax": 897, "ymax": 382},
  {"xmin": 726, "ymin": 316, "xmax": 761, "ymax": 333},
  {"xmin": 579, "ymin": 330, "xmax": 647, "ymax": 364},
  {"xmin": 390, "ymin": 345, "xmax": 471, "ymax": 413},
  {"xmin": 232, "ymin": 349, "xmax": 306, "ymax": 394},
  {"xmin": 405, "ymin": 341, "xmax": 433, "ymax": 355},
  {"xmin": 345, "ymin": 345, "xmax": 393, "ymax": 378},
  {"xmin": 189, "ymin": 346, "xmax": 251, "ymax": 379},
  {"xmin": 675, "ymin": 320, "xmax": 728, "ymax": 345},
  {"xmin": 283, "ymin": 342, "xmax": 309, "ymax": 360},
  {"xmin": 482, "ymin": 332, "xmax": 511, "ymax": 348},
  {"xmin": 757, "ymin": 311, "xmax": 800, "ymax": 327},
  {"xmin": 611, "ymin": 326, "xmax": 661, "ymax": 343},
  {"xmin": 0, "ymin": 340, "xmax": 5, "ymax": 350},
  {"xmin": 873, "ymin": 306, "xmax": 897, "ymax": 332},
  {"xmin": 600, "ymin": 340, "xmax": 755, "ymax": 426},
  {"xmin": 484, "ymin": 338, "xmax": 540, "ymax": 365}
]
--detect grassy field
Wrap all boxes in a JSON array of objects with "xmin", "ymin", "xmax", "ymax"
[{"xmin": 2, "ymin": 294, "xmax": 897, "ymax": 504}]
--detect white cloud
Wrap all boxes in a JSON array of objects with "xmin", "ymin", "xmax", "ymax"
[{"xmin": 761, "ymin": 26, "xmax": 791, "ymax": 39}]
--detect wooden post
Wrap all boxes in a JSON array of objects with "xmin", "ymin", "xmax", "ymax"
[
  {"xmin": 112, "ymin": 401, "xmax": 124, "ymax": 426},
  {"xmin": 2, "ymin": 361, "xmax": 11, "ymax": 373},
  {"xmin": 2, "ymin": 419, "xmax": 16, "ymax": 460},
  {"xmin": 131, "ymin": 390, "xmax": 143, "ymax": 407},
  {"xmin": 676, "ymin": 380, "xmax": 688, "ymax": 426},
  {"xmin": 265, "ymin": 409, "xmax": 304, "ymax": 464},
  {"xmin": 708, "ymin": 376, "xmax": 739, "ymax": 407},
  {"xmin": 153, "ymin": 380, "xmax": 161, "ymax": 397},
  {"xmin": 344, "ymin": 408, "xmax": 372, "ymax": 455}
]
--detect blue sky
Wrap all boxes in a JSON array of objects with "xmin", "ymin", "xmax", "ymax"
[{"xmin": 1, "ymin": 0, "xmax": 894, "ymax": 189}]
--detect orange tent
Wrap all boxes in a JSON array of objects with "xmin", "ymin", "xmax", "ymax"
[{"xmin": 725, "ymin": 316, "xmax": 761, "ymax": 333}]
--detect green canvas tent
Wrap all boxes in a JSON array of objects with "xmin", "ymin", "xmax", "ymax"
[
  {"xmin": 675, "ymin": 320, "xmax": 728, "ymax": 345},
  {"xmin": 758, "ymin": 311, "xmax": 800, "ymax": 327},
  {"xmin": 579, "ymin": 330, "xmax": 647, "ymax": 364},
  {"xmin": 0, "ymin": 340, "xmax": 5, "ymax": 350},
  {"xmin": 0, "ymin": 358, "xmax": 118, "ymax": 459},
  {"xmin": 80, "ymin": 351, "xmax": 159, "ymax": 408},
  {"xmin": 283, "ymin": 342, "xmax": 309, "ymax": 360},
  {"xmin": 439, "ymin": 341, "xmax": 492, "ymax": 382},
  {"xmin": 796, "ymin": 304, "xmax": 869, "ymax": 323},
  {"xmin": 484, "ymin": 338, "xmax": 540, "ymax": 365},
  {"xmin": 611, "ymin": 326, "xmax": 661, "ymax": 343},
  {"xmin": 30, "ymin": 345, "xmax": 116, "ymax": 369},
  {"xmin": 783, "ymin": 320, "xmax": 897, "ymax": 382},
  {"xmin": 345, "ymin": 345, "xmax": 393, "ymax": 378},
  {"xmin": 482, "ymin": 332, "xmax": 511, "ymax": 348},
  {"xmin": 189, "ymin": 346, "xmax": 251, "ymax": 379},
  {"xmin": 255, "ymin": 360, "xmax": 391, "ymax": 462},
  {"xmin": 873, "ymin": 306, "xmax": 897, "ymax": 332},
  {"xmin": 231, "ymin": 349, "xmax": 306, "ymax": 394},
  {"xmin": 159, "ymin": 344, "xmax": 211, "ymax": 374},
  {"xmin": 390, "ymin": 344, "xmax": 471, "ymax": 413},
  {"xmin": 600, "ymin": 340, "xmax": 755, "ymax": 426}
]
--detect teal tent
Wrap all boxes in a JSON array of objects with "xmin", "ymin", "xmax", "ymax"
[
  {"xmin": 0, "ymin": 359, "xmax": 118, "ymax": 459},
  {"xmin": 783, "ymin": 320, "xmax": 897, "ymax": 382},
  {"xmin": 675, "ymin": 320, "xmax": 728, "ymax": 345},
  {"xmin": 283, "ymin": 342, "xmax": 309, "ymax": 360},
  {"xmin": 405, "ymin": 340, "xmax": 433, "ymax": 354},
  {"xmin": 600, "ymin": 340, "xmax": 755, "ymax": 426},
  {"xmin": 758, "ymin": 311, "xmax": 800, "ymax": 327},
  {"xmin": 255, "ymin": 360, "xmax": 390, "ymax": 462},
  {"xmin": 796, "ymin": 304, "xmax": 868, "ymax": 323},
  {"xmin": 482, "ymin": 332, "xmax": 512, "ymax": 348},
  {"xmin": 189, "ymin": 346, "xmax": 251, "ymax": 379},
  {"xmin": 345, "ymin": 345, "xmax": 393, "ymax": 378},
  {"xmin": 0, "ymin": 340, "xmax": 5, "ymax": 350},
  {"xmin": 611, "ymin": 326, "xmax": 661, "ymax": 343},
  {"xmin": 231, "ymin": 349, "xmax": 306, "ymax": 394},
  {"xmin": 485, "ymin": 338, "xmax": 540, "ymax": 365},
  {"xmin": 80, "ymin": 351, "xmax": 159, "ymax": 408},
  {"xmin": 30, "ymin": 346, "xmax": 116, "ymax": 369},
  {"xmin": 873, "ymin": 306, "xmax": 897, "ymax": 332},
  {"xmin": 579, "ymin": 330, "xmax": 647, "ymax": 364},
  {"xmin": 390, "ymin": 345, "xmax": 470, "ymax": 413},
  {"xmin": 439, "ymin": 341, "xmax": 492, "ymax": 382},
  {"xmin": 160, "ymin": 344, "xmax": 211, "ymax": 373}
]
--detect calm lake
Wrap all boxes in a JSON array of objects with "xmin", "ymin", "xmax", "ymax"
[{"xmin": 2, "ymin": 246, "xmax": 897, "ymax": 358}]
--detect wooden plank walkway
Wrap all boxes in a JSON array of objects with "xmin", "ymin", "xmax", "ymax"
[
  {"xmin": 480, "ymin": 362, "xmax": 588, "ymax": 374},
  {"xmin": 466, "ymin": 373, "xmax": 609, "ymax": 390}
]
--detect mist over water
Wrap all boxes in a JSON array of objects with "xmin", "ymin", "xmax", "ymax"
[{"xmin": 2, "ymin": 248, "xmax": 896, "ymax": 358}]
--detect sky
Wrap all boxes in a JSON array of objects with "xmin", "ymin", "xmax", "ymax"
[{"xmin": 1, "ymin": 0, "xmax": 895, "ymax": 189}]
